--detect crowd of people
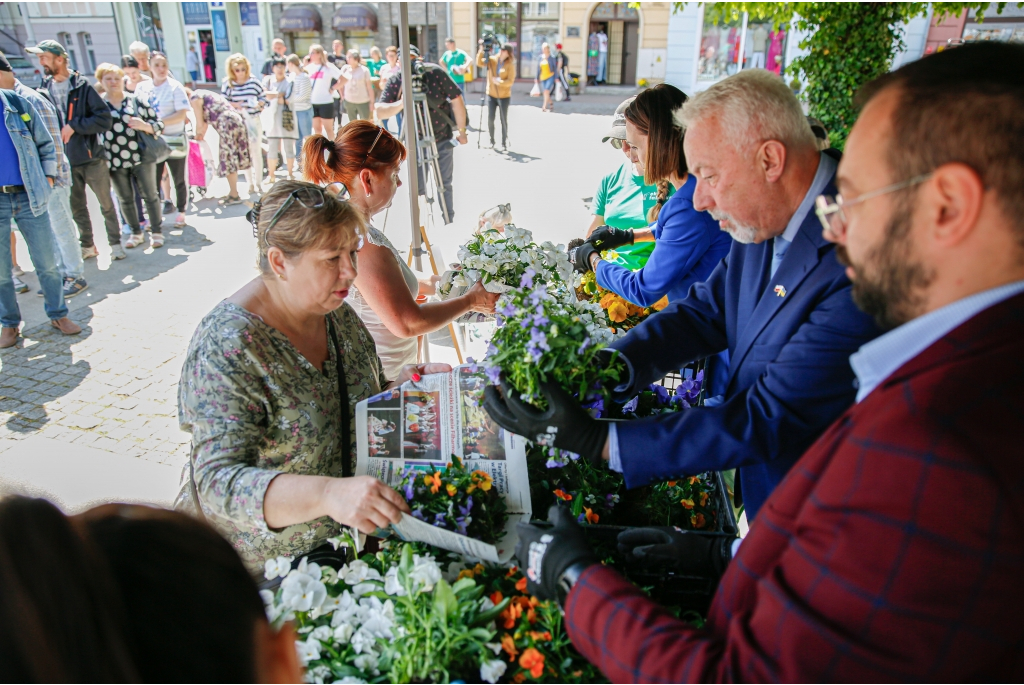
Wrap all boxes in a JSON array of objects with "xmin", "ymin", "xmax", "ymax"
[{"xmin": 3, "ymin": 31, "xmax": 1022, "ymax": 684}]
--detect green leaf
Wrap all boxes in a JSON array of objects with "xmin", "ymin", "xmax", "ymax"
[
  {"xmin": 471, "ymin": 597, "xmax": 511, "ymax": 627},
  {"xmin": 470, "ymin": 627, "xmax": 495, "ymax": 641},
  {"xmin": 451, "ymin": 576, "xmax": 477, "ymax": 596},
  {"xmin": 432, "ymin": 578, "xmax": 459, "ymax": 621},
  {"xmin": 399, "ymin": 543, "xmax": 414, "ymax": 581}
]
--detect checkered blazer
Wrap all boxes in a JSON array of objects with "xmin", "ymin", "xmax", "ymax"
[{"xmin": 565, "ymin": 292, "xmax": 1024, "ymax": 682}]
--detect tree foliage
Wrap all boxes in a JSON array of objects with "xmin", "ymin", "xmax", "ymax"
[{"xmin": 679, "ymin": 2, "xmax": 1012, "ymax": 149}]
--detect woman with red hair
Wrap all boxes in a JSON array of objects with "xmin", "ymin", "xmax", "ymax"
[{"xmin": 304, "ymin": 121, "xmax": 499, "ymax": 379}]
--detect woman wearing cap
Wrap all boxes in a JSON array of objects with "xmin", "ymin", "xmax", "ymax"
[
  {"xmin": 476, "ymin": 42, "xmax": 516, "ymax": 149},
  {"xmin": 177, "ymin": 180, "xmax": 448, "ymax": 574},
  {"xmin": 573, "ymin": 84, "xmax": 732, "ymax": 308},
  {"xmin": 305, "ymin": 121, "xmax": 499, "ymax": 379},
  {"xmin": 585, "ymin": 96, "xmax": 675, "ymax": 246}
]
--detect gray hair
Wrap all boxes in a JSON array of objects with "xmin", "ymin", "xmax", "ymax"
[
  {"xmin": 128, "ymin": 41, "xmax": 150, "ymax": 57},
  {"xmin": 680, "ymin": 69, "xmax": 817, "ymax": 152}
]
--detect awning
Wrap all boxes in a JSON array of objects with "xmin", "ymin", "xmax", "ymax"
[
  {"xmin": 332, "ymin": 4, "xmax": 378, "ymax": 32},
  {"xmin": 279, "ymin": 6, "xmax": 322, "ymax": 32}
]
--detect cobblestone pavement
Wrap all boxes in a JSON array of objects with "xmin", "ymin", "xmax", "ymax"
[{"xmin": 0, "ymin": 99, "xmax": 623, "ymax": 510}]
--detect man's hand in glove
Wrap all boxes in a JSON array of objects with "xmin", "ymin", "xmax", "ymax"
[
  {"xmin": 515, "ymin": 505, "xmax": 599, "ymax": 604},
  {"xmin": 617, "ymin": 526, "xmax": 734, "ymax": 581},
  {"xmin": 588, "ymin": 226, "xmax": 634, "ymax": 251},
  {"xmin": 568, "ymin": 243, "xmax": 598, "ymax": 274},
  {"xmin": 483, "ymin": 378, "xmax": 609, "ymax": 463}
]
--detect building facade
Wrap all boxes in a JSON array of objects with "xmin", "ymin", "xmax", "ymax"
[{"xmin": 0, "ymin": 2, "xmax": 122, "ymax": 76}]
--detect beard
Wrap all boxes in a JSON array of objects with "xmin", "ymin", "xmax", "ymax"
[
  {"xmin": 836, "ymin": 197, "xmax": 934, "ymax": 330},
  {"xmin": 42, "ymin": 65, "xmax": 56, "ymax": 76},
  {"xmin": 709, "ymin": 210, "xmax": 758, "ymax": 244}
]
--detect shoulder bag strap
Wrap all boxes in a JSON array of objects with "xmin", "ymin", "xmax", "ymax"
[{"xmin": 326, "ymin": 316, "xmax": 352, "ymax": 478}]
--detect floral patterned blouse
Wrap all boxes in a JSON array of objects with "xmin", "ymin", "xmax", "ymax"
[{"xmin": 176, "ymin": 300, "xmax": 388, "ymax": 573}]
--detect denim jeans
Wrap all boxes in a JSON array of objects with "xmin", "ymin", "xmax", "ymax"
[
  {"xmin": 110, "ymin": 163, "xmax": 163, "ymax": 235},
  {"xmin": 294, "ymin": 108, "xmax": 313, "ymax": 161},
  {"xmin": 71, "ymin": 159, "xmax": 121, "ymax": 248},
  {"xmin": 47, "ymin": 185, "xmax": 85, "ymax": 279},
  {"xmin": 487, "ymin": 96, "xmax": 510, "ymax": 146},
  {"xmin": 416, "ymin": 139, "xmax": 454, "ymax": 224},
  {"xmin": 0, "ymin": 192, "xmax": 67, "ymax": 326}
]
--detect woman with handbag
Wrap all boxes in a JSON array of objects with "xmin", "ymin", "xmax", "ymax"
[
  {"xmin": 536, "ymin": 42, "xmax": 557, "ymax": 113},
  {"xmin": 261, "ymin": 56, "xmax": 298, "ymax": 183},
  {"xmin": 175, "ymin": 181, "xmax": 447, "ymax": 574},
  {"xmin": 135, "ymin": 52, "xmax": 190, "ymax": 229},
  {"xmin": 96, "ymin": 63, "xmax": 165, "ymax": 251},
  {"xmin": 189, "ymin": 89, "xmax": 250, "ymax": 205},
  {"xmin": 222, "ymin": 54, "xmax": 268, "ymax": 195}
]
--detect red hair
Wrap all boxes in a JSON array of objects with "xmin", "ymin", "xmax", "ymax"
[{"xmin": 303, "ymin": 120, "xmax": 407, "ymax": 192}]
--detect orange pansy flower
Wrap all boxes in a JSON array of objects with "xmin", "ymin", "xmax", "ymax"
[
  {"xmin": 666, "ymin": 480, "xmax": 677, "ymax": 487},
  {"xmin": 553, "ymin": 489, "xmax": 573, "ymax": 501},
  {"xmin": 424, "ymin": 471, "xmax": 442, "ymax": 494},
  {"xmin": 688, "ymin": 475, "xmax": 701, "ymax": 485},
  {"xmin": 528, "ymin": 631, "xmax": 553, "ymax": 642},
  {"xmin": 699, "ymin": 491, "xmax": 710, "ymax": 507},
  {"xmin": 446, "ymin": 483, "xmax": 458, "ymax": 497},
  {"xmin": 501, "ymin": 633, "xmax": 519, "ymax": 661},
  {"xmin": 584, "ymin": 507, "xmax": 599, "ymax": 524},
  {"xmin": 519, "ymin": 648, "xmax": 546, "ymax": 679},
  {"xmin": 515, "ymin": 576, "xmax": 528, "ymax": 593},
  {"xmin": 691, "ymin": 513, "xmax": 706, "ymax": 529},
  {"xmin": 490, "ymin": 590, "xmax": 504, "ymax": 606},
  {"xmin": 680, "ymin": 498, "xmax": 695, "ymax": 510}
]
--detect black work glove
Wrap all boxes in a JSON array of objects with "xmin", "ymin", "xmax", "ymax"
[
  {"xmin": 617, "ymin": 526, "xmax": 733, "ymax": 582},
  {"xmin": 515, "ymin": 505, "xmax": 599, "ymax": 603},
  {"xmin": 588, "ymin": 226, "xmax": 635, "ymax": 251},
  {"xmin": 568, "ymin": 243, "xmax": 597, "ymax": 274},
  {"xmin": 483, "ymin": 378, "xmax": 608, "ymax": 463}
]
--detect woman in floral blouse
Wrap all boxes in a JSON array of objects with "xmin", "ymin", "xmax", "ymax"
[
  {"xmin": 176, "ymin": 181, "xmax": 448, "ymax": 574},
  {"xmin": 96, "ymin": 62, "xmax": 165, "ymax": 252}
]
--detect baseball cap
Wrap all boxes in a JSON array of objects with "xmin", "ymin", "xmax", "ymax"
[
  {"xmin": 26, "ymin": 39, "xmax": 68, "ymax": 58},
  {"xmin": 0, "ymin": 52, "xmax": 12, "ymax": 73},
  {"xmin": 602, "ymin": 96, "xmax": 636, "ymax": 143}
]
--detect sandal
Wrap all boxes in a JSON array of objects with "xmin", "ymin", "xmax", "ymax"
[
  {"xmin": 150, "ymin": 233, "xmax": 165, "ymax": 248},
  {"xmin": 124, "ymin": 233, "xmax": 145, "ymax": 249},
  {"xmin": 219, "ymin": 194, "xmax": 243, "ymax": 205}
]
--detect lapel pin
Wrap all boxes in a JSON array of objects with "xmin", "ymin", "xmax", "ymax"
[{"xmin": 774, "ymin": 285, "xmax": 787, "ymax": 298}]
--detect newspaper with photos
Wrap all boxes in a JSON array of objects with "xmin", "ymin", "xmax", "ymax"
[{"xmin": 355, "ymin": 365, "xmax": 530, "ymax": 562}]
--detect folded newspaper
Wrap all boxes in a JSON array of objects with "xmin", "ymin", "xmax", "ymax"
[{"xmin": 355, "ymin": 365, "xmax": 530, "ymax": 562}]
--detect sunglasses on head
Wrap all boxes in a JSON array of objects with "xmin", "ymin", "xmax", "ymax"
[{"xmin": 247, "ymin": 183, "xmax": 355, "ymax": 244}]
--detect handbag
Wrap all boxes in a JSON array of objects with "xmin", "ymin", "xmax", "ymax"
[
  {"xmin": 281, "ymin": 103, "xmax": 294, "ymax": 132},
  {"xmin": 129, "ymin": 96, "xmax": 171, "ymax": 165},
  {"xmin": 163, "ymin": 132, "xmax": 189, "ymax": 159},
  {"xmin": 554, "ymin": 82, "xmax": 566, "ymax": 102}
]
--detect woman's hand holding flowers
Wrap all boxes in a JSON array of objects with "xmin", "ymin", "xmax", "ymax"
[
  {"xmin": 464, "ymin": 279, "xmax": 500, "ymax": 314},
  {"xmin": 588, "ymin": 226, "xmax": 635, "ymax": 251},
  {"xmin": 322, "ymin": 476, "xmax": 410, "ymax": 534}
]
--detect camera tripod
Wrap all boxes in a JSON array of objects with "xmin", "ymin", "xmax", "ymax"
[{"xmin": 409, "ymin": 87, "xmax": 451, "ymax": 225}]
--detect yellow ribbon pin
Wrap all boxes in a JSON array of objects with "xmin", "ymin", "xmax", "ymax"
[{"xmin": 20, "ymin": 113, "xmax": 30, "ymax": 122}]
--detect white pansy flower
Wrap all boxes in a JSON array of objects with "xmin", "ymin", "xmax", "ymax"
[
  {"xmin": 349, "ymin": 628, "xmax": 377, "ymax": 655},
  {"xmin": 307, "ymin": 664, "xmax": 331, "ymax": 684},
  {"xmin": 309, "ymin": 625, "xmax": 333, "ymax": 643},
  {"xmin": 296, "ymin": 557, "xmax": 322, "ymax": 581},
  {"xmin": 333, "ymin": 622, "xmax": 355, "ymax": 644},
  {"xmin": 383, "ymin": 566, "xmax": 407, "ymax": 596},
  {"xmin": 320, "ymin": 566, "xmax": 340, "ymax": 585},
  {"xmin": 350, "ymin": 581, "xmax": 378, "ymax": 597},
  {"xmin": 353, "ymin": 653, "xmax": 380, "ymax": 676},
  {"xmin": 485, "ymin": 642, "xmax": 502, "ymax": 655},
  {"xmin": 281, "ymin": 572, "xmax": 328, "ymax": 612},
  {"xmin": 264, "ymin": 555, "xmax": 293, "ymax": 580},
  {"xmin": 295, "ymin": 636, "xmax": 321, "ymax": 665},
  {"xmin": 334, "ymin": 678, "xmax": 367, "ymax": 684},
  {"xmin": 341, "ymin": 560, "xmax": 382, "ymax": 585},
  {"xmin": 480, "ymin": 659, "xmax": 507, "ymax": 684},
  {"xmin": 409, "ymin": 554, "xmax": 442, "ymax": 593}
]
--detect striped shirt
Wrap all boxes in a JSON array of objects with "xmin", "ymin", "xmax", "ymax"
[
  {"xmin": 288, "ymin": 71, "xmax": 313, "ymax": 111},
  {"xmin": 14, "ymin": 80, "xmax": 71, "ymax": 188},
  {"xmin": 221, "ymin": 76, "xmax": 268, "ymax": 115}
]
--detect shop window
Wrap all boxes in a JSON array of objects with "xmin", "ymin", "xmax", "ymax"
[
  {"xmin": 698, "ymin": 11, "xmax": 787, "ymax": 86},
  {"xmin": 133, "ymin": 2, "xmax": 165, "ymax": 53},
  {"xmin": 80, "ymin": 32, "xmax": 97, "ymax": 73},
  {"xmin": 520, "ymin": 2, "xmax": 560, "ymax": 79}
]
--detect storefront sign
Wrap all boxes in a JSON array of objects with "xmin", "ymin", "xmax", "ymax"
[
  {"xmin": 212, "ymin": 9, "xmax": 230, "ymax": 52},
  {"xmin": 566, "ymin": 26, "xmax": 580, "ymax": 37},
  {"xmin": 240, "ymin": 2, "xmax": 259, "ymax": 26},
  {"xmin": 182, "ymin": 2, "xmax": 210, "ymax": 25}
]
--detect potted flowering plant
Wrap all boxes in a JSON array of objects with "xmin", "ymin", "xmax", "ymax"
[
  {"xmin": 261, "ymin": 539, "xmax": 514, "ymax": 684},
  {"xmin": 575, "ymin": 270, "xmax": 668, "ymax": 333},
  {"xmin": 436, "ymin": 226, "xmax": 574, "ymax": 304},
  {"xmin": 395, "ymin": 456, "xmax": 509, "ymax": 545}
]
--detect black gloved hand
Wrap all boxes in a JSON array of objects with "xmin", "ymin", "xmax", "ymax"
[
  {"xmin": 568, "ymin": 243, "xmax": 597, "ymax": 274},
  {"xmin": 617, "ymin": 526, "xmax": 733, "ymax": 581},
  {"xmin": 588, "ymin": 226, "xmax": 635, "ymax": 251},
  {"xmin": 515, "ymin": 505, "xmax": 599, "ymax": 603},
  {"xmin": 483, "ymin": 378, "xmax": 608, "ymax": 463}
]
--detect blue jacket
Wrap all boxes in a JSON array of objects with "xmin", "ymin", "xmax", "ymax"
[
  {"xmin": 595, "ymin": 175, "xmax": 731, "ymax": 307},
  {"xmin": 1, "ymin": 89, "xmax": 56, "ymax": 216},
  {"xmin": 610, "ymin": 171, "xmax": 882, "ymax": 520}
]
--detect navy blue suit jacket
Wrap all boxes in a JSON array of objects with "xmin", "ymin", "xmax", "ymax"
[{"xmin": 610, "ymin": 175, "xmax": 882, "ymax": 520}]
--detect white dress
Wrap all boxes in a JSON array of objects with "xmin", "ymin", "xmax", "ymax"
[{"xmin": 348, "ymin": 226, "xmax": 419, "ymax": 381}]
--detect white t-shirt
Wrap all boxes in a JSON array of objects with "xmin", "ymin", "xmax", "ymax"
[
  {"xmin": 598, "ymin": 32, "xmax": 609, "ymax": 52},
  {"xmin": 340, "ymin": 64, "xmax": 371, "ymax": 104},
  {"xmin": 305, "ymin": 62, "xmax": 341, "ymax": 105},
  {"xmin": 134, "ymin": 77, "xmax": 190, "ymax": 135}
]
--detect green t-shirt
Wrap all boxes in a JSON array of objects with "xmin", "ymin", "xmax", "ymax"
[
  {"xmin": 593, "ymin": 162, "xmax": 676, "ymax": 230},
  {"xmin": 441, "ymin": 49, "xmax": 469, "ymax": 84},
  {"xmin": 366, "ymin": 59, "xmax": 386, "ymax": 78}
]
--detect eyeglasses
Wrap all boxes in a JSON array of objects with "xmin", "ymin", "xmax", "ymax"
[
  {"xmin": 814, "ymin": 173, "xmax": 933, "ymax": 238},
  {"xmin": 364, "ymin": 126, "xmax": 386, "ymax": 164},
  {"xmin": 247, "ymin": 183, "xmax": 355, "ymax": 243}
]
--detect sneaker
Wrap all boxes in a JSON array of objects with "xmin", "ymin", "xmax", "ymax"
[
  {"xmin": 82, "ymin": 245, "xmax": 99, "ymax": 260},
  {"xmin": 150, "ymin": 233, "xmax": 165, "ymax": 248},
  {"xmin": 124, "ymin": 233, "xmax": 145, "ymax": 249},
  {"xmin": 173, "ymin": 212, "xmax": 187, "ymax": 228},
  {"xmin": 12, "ymin": 276, "xmax": 28, "ymax": 294},
  {"xmin": 163, "ymin": 200, "xmax": 175, "ymax": 214},
  {"xmin": 63, "ymin": 277, "xmax": 88, "ymax": 298},
  {"xmin": 11, "ymin": 265, "xmax": 24, "ymax": 277},
  {"xmin": 110, "ymin": 244, "xmax": 127, "ymax": 260}
]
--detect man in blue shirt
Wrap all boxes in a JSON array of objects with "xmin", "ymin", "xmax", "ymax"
[
  {"xmin": 484, "ymin": 69, "xmax": 881, "ymax": 525},
  {"xmin": 0, "ymin": 51, "xmax": 80, "ymax": 347}
]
